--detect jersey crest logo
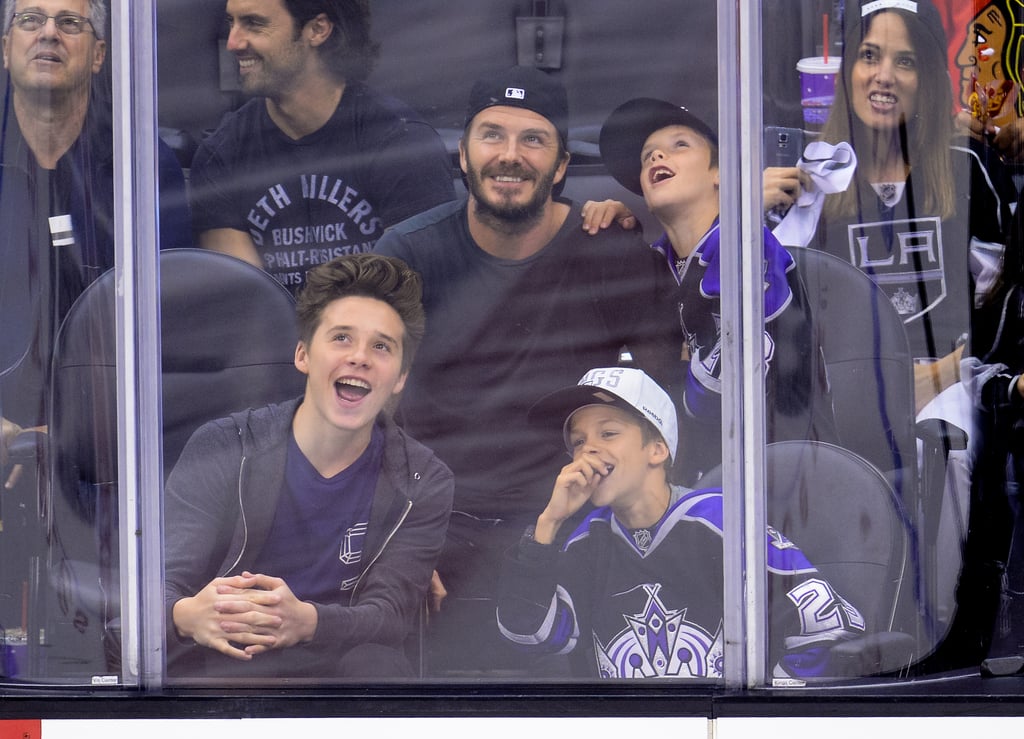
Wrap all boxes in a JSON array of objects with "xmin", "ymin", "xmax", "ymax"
[
  {"xmin": 890, "ymin": 286, "xmax": 920, "ymax": 317},
  {"xmin": 594, "ymin": 583, "xmax": 725, "ymax": 678},
  {"xmin": 845, "ymin": 216, "xmax": 945, "ymax": 324}
]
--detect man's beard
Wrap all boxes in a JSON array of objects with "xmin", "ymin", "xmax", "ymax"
[
  {"xmin": 465, "ymin": 158, "xmax": 561, "ymax": 233},
  {"xmin": 236, "ymin": 46, "xmax": 303, "ymax": 100}
]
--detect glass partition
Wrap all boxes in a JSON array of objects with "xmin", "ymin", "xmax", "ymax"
[
  {"xmin": 759, "ymin": 0, "xmax": 1022, "ymax": 685},
  {"xmin": 1, "ymin": 0, "xmax": 1023, "ymax": 707},
  {"xmin": 0, "ymin": 0, "xmax": 127, "ymax": 685},
  {"xmin": 156, "ymin": 0, "xmax": 744, "ymax": 687}
]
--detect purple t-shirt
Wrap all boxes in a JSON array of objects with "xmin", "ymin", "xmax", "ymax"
[{"xmin": 251, "ymin": 425, "xmax": 384, "ymax": 604}]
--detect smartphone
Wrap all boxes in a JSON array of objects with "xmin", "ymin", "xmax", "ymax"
[{"xmin": 763, "ymin": 126, "xmax": 804, "ymax": 167}]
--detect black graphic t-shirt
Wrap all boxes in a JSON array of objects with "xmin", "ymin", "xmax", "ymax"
[{"xmin": 189, "ymin": 82, "xmax": 455, "ymax": 293}]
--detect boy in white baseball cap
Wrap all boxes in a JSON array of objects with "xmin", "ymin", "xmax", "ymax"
[
  {"xmin": 496, "ymin": 366, "xmax": 867, "ymax": 680},
  {"xmin": 520, "ymin": 366, "xmax": 678, "ymax": 549}
]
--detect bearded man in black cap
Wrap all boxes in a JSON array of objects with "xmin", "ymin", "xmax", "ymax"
[{"xmin": 375, "ymin": 66, "xmax": 680, "ymax": 676}]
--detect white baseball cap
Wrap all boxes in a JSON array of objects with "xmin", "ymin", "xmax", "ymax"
[{"xmin": 527, "ymin": 367, "xmax": 678, "ymax": 461}]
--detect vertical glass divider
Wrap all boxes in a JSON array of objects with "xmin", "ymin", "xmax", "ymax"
[
  {"xmin": 718, "ymin": 0, "xmax": 768, "ymax": 688},
  {"xmin": 111, "ymin": 0, "xmax": 164, "ymax": 689}
]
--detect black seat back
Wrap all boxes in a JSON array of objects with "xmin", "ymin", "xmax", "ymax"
[{"xmin": 791, "ymin": 247, "xmax": 916, "ymax": 487}]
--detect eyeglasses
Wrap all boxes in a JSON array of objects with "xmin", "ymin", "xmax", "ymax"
[{"xmin": 10, "ymin": 11, "xmax": 95, "ymax": 35}]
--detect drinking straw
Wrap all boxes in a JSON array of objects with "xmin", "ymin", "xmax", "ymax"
[{"xmin": 823, "ymin": 14, "xmax": 829, "ymax": 64}]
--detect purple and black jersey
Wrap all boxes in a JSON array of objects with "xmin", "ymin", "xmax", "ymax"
[
  {"xmin": 653, "ymin": 220, "xmax": 839, "ymax": 485},
  {"xmin": 497, "ymin": 486, "xmax": 866, "ymax": 679}
]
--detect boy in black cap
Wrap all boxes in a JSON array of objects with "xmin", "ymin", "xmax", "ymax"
[
  {"xmin": 497, "ymin": 367, "xmax": 867, "ymax": 680},
  {"xmin": 375, "ymin": 68, "xmax": 680, "ymax": 675},
  {"xmin": 591, "ymin": 99, "xmax": 836, "ymax": 485}
]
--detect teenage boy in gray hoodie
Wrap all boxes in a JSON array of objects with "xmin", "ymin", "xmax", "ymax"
[{"xmin": 164, "ymin": 253, "xmax": 453, "ymax": 679}]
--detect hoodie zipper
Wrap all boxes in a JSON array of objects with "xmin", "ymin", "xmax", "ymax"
[
  {"xmin": 220, "ymin": 435, "xmax": 250, "ymax": 577},
  {"xmin": 351, "ymin": 498, "xmax": 413, "ymax": 599}
]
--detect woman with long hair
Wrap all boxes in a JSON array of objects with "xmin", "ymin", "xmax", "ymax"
[{"xmin": 770, "ymin": 0, "xmax": 1013, "ymax": 410}]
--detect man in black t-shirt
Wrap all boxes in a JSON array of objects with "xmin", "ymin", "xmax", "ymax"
[
  {"xmin": 375, "ymin": 66, "xmax": 680, "ymax": 675},
  {"xmin": 189, "ymin": 0, "xmax": 454, "ymax": 294}
]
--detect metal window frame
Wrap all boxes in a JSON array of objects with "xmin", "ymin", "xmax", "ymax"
[
  {"xmin": 718, "ymin": 0, "xmax": 768, "ymax": 688},
  {"xmin": 112, "ymin": 0, "xmax": 164, "ymax": 689}
]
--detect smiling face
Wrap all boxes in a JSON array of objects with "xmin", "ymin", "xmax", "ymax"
[
  {"xmin": 2, "ymin": 0, "xmax": 105, "ymax": 99},
  {"xmin": 293, "ymin": 295, "xmax": 408, "ymax": 446},
  {"xmin": 638, "ymin": 124, "xmax": 719, "ymax": 224},
  {"xmin": 850, "ymin": 11, "xmax": 920, "ymax": 133},
  {"xmin": 224, "ymin": 0, "xmax": 314, "ymax": 99},
  {"xmin": 460, "ymin": 105, "xmax": 568, "ymax": 227},
  {"xmin": 565, "ymin": 405, "xmax": 668, "ymax": 511}
]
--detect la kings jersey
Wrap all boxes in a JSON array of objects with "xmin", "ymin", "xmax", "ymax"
[
  {"xmin": 807, "ymin": 142, "xmax": 1011, "ymax": 361},
  {"xmin": 655, "ymin": 220, "xmax": 838, "ymax": 484},
  {"xmin": 497, "ymin": 487, "xmax": 866, "ymax": 679}
]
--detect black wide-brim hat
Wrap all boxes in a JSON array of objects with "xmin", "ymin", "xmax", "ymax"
[{"xmin": 599, "ymin": 97, "xmax": 718, "ymax": 196}]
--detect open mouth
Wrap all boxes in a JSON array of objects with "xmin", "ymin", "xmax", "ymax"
[
  {"xmin": 869, "ymin": 92, "xmax": 898, "ymax": 107},
  {"xmin": 490, "ymin": 171, "xmax": 532, "ymax": 188},
  {"xmin": 487, "ymin": 164, "xmax": 532, "ymax": 184},
  {"xmin": 335, "ymin": 377, "xmax": 371, "ymax": 402},
  {"xmin": 649, "ymin": 166, "xmax": 674, "ymax": 185}
]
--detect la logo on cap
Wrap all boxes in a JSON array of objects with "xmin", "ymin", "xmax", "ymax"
[{"xmin": 505, "ymin": 87, "xmax": 526, "ymax": 100}]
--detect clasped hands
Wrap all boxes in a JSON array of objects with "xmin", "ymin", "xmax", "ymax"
[{"xmin": 172, "ymin": 571, "xmax": 318, "ymax": 661}]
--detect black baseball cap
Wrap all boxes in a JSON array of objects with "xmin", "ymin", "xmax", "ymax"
[
  {"xmin": 599, "ymin": 97, "xmax": 718, "ymax": 195},
  {"xmin": 464, "ymin": 66, "xmax": 569, "ymax": 148}
]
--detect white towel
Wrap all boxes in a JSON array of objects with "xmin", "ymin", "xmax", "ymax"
[{"xmin": 772, "ymin": 140, "xmax": 857, "ymax": 248}]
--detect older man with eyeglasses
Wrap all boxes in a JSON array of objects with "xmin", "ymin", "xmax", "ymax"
[
  {"xmin": 0, "ymin": 0, "xmax": 113, "ymax": 489},
  {"xmin": 2, "ymin": 0, "xmax": 104, "ymax": 168},
  {"xmin": 0, "ymin": 0, "xmax": 191, "ymax": 675}
]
